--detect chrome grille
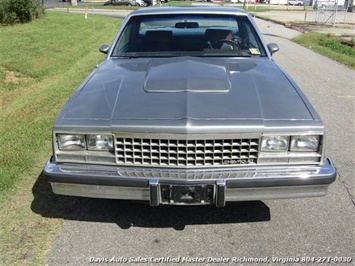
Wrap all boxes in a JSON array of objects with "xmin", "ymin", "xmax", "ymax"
[
  {"xmin": 116, "ymin": 137, "xmax": 259, "ymax": 168},
  {"xmin": 118, "ymin": 168, "xmax": 258, "ymax": 179}
]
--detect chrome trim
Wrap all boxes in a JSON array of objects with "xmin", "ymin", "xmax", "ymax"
[
  {"xmin": 51, "ymin": 183, "xmax": 150, "ymax": 200},
  {"xmin": 50, "ymin": 182, "xmax": 331, "ymax": 203},
  {"xmin": 225, "ymin": 185, "xmax": 330, "ymax": 201},
  {"xmin": 57, "ymin": 164, "xmax": 323, "ymax": 180},
  {"xmin": 149, "ymin": 179, "xmax": 161, "ymax": 206},
  {"xmin": 45, "ymin": 157, "xmax": 335, "ymax": 183},
  {"xmin": 216, "ymin": 179, "xmax": 226, "ymax": 207},
  {"xmin": 46, "ymin": 158, "xmax": 336, "ymax": 205}
]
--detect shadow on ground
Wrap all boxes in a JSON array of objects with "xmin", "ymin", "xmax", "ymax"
[{"xmin": 31, "ymin": 173, "xmax": 271, "ymax": 230}]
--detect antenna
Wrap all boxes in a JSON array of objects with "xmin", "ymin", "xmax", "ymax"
[{"xmin": 85, "ymin": 2, "xmax": 99, "ymax": 68}]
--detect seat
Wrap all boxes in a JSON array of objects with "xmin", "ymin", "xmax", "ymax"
[{"xmin": 141, "ymin": 30, "xmax": 173, "ymax": 52}]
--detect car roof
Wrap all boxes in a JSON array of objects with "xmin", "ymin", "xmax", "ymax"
[{"xmin": 130, "ymin": 6, "xmax": 250, "ymax": 17}]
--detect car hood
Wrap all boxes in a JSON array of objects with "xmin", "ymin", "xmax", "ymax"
[{"xmin": 59, "ymin": 57, "xmax": 315, "ymax": 125}]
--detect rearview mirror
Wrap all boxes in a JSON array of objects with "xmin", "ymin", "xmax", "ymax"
[
  {"xmin": 99, "ymin": 44, "xmax": 110, "ymax": 54},
  {"xmin": 267, "ymin": 43, "xmax": 279, "ymax": 55}
]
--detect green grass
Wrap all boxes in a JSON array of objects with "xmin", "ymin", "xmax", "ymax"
[
  {"xmin": 0, "ymin": 11, "xmax": 119, "ymax": 193},
  {"xmin": 0, "ymin": 11, "xmax": 120, "ymax": 265},
  {"xmin": 293, "ymin": 32, "xmax": 355, "ymax": 69}
]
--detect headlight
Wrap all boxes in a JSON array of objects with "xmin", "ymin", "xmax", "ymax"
[
  {"xmin": 261, "ymin": 136, "xmax": 289, "ymax": 152},
  {"xmin": 290, "ymin": 135, "xmax": 320, "ymax": 152},
  {"xmin": 87, "ymin": 135, "xmax": 113, "ymax": 151},
  {"xmin": 58, "ymin": 134, "xmax": 85, "ymax": 150}
]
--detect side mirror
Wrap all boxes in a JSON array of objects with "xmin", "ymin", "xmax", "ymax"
[
  {"xmin": 99, "ymin": 44, "xmax": 110, "ymax": 54},
  {"xmin": 267, "ymin": 43, "xmax": 279, "ymax": 55}
]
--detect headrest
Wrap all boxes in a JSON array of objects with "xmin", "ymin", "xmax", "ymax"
[
  {"xmin": 175, "ymin": 22, "xmax": 199, "ymax": 28},
  {"xmin": 145, "ymin": 30, "xmax": 173, "ymax": 39}
]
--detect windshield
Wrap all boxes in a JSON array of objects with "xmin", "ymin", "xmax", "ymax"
[{"xmin": 111, "ymin": 14, "xmax": 266, "ymax": 57}]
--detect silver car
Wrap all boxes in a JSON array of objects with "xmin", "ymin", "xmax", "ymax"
[{"xmin": 44, "ymin": 7, "xmax": 336, "ymax": 206}]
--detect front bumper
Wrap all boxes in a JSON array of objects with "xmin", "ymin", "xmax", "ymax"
[{"xmin": 44, "ymin": 157, "xmax": 336, "ymax": 206}]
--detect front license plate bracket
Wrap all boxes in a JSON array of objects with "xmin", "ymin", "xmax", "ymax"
[{"xmin": 160, "ymin": 184, "xmax": 214, "ymax": 205}]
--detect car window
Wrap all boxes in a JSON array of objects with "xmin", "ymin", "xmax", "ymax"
[
  {"xmin": 111, "ymin": 14, "xmax": 266, "ymax": 57},
  {"xmin": 244, "ymin": 21, "xmax": 260, "ymax": 49},
  {"xmin": 115, "ymin": 22, "xmax": 133, "ymax": 52}
]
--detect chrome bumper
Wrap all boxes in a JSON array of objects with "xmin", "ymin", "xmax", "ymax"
[{"xmin": 44, "ymin": 157, "xmax": 336, "ymax": 206}]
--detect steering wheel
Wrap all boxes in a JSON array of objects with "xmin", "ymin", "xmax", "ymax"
[{"xmin": 209, "ymin": 39, "xmax": 242, "ymax": 50}]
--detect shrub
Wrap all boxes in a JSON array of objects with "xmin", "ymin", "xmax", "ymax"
[
  {"xmin": 0, "ymin": 0, "xmax": 45, "ymax": 25},
  {"xmin": 4, "ymin": 11, "xmax": 17, "ymax": 25},
  {"xmin": 10, "ymin": 0, "xmax": 32, "ymax": 23},
  {"xmin": 0, "ymin": 2, "xmax": 4, "ymax": 23},
  {"xmin": 31, "ymin": 0, "xmax": 45, "ymax": 19}
]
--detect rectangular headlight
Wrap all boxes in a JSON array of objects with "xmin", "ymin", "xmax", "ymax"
[
  {"xmin": 87, "ymin": 135, "xmax": 113, "ymax": 151},
  {"xmin": 261, "ymin": 136, "xmax": 289, "ymax": 152},
  {"xmin": 58, "ymin": 134, "xmax": 85, "ymax": 150},
  {"xmin": 290, "ymin": 135, "xmax": 320, "ymax": 152}
]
